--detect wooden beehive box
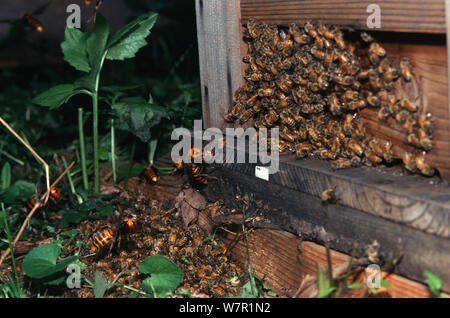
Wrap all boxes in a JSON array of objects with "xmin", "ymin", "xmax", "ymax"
[{"xmin": 195, "ymin": 0, "xmax": 450, "ymax": 293}]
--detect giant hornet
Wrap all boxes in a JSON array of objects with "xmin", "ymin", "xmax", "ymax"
[
  {"xmin": 172, "ymin": 147, "xmax": 215, "ymax": 189},
  {"xmin": 90, "ymin": 211, "xmax": 139, "ymax": 256},
  {"xmin": 25, "ymin": 186, "xmax": 61, "ymax": 212}
]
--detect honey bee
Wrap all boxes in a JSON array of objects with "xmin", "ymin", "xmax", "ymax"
[
  {"xmin": 350, "ymin": 155, "xmax": 361, "ymax": 167},
  {"xmin": 403, "ymin": 152, "xmax": 416, "ymax": 173},
  {"xmin": 224, "ymin": 112, "xmax": 235, "ymax": 123},
  {"xmin": 366, "ymin": 149, "xmax": 383, "ymax": 165},
  {"xmin": 382, "ymin": 140, "xmax": 393, "ymax": 163},
  {"xmin": 230, "ymin": 103, "xmax": 244, "ymax": 118},
  {"xmin": 258, "ymin": 88, "xmax": 274, "ymax": 97},
  {"xmin": 383, "ymin": 68, "xmax": 401, "ymax": 82},
  {"xmin": 332, "ymin": 74, "xmax": 354, "ymax": 86},
  {"xmin": 400, "ymin": 57, "xmax": 412, "ymax": 81},
  {"xmin": 347, "ymin": 139, "xmax": 364, "ymax": 157},
  {"xmin": 264, "ymin": 109, "xmax": 279, "ymax": 126},
  {"xmin": 280, "ymin": 111, "xmax": 297, "ymax": 128},
  {"xmin": 366, "ymin": 92, "xmax": 381, "ymax": 107},
  {"xmin": 239, "ymin": 109, "xmax": 254, "ymax": 124},
  {"xmin": 369, "ymin": 42, "xmax": 386, "ymax": 57},
  {"xmin": 417, "ymin": 113, "xmax": 433, "ymax": 134},
  {"xmin": 331, "ymin": 158, "xmax": 351, "ymax": 170},
  {"xmin": 399, "ymin": 98, "xmax": 418, "ymax": 112},
  {"xmin": 295, "ymin": 142, "xmax": 312, "ymax": 158},
  {"xmin": 247, "ymin": 19, "xmax": 261, "ymax": 38},
  {"xmin": 321, "ymin": 188, "xmax": 336, "ymax": 203},
  {"xmin": 311, "ymin": 46, "xmax": 326, "ymax": 60},
  {"xmin": 415, "ymin": 153, "xmax": 435, "ymax": 177},
  {"xmin": 407, "ymin": 133, "xmax": 421, "ymax": 148},
  {"xmin": 329, "ymin": 93, "xmax": 343, "ymax": 116},
  {"xmin": 377, "ymin": 106, "xmax": 391, "ymax": 121},
  {"xmin": 360, "ymin": 31, "xmax": 374, "ymax": 43},
  {"xmin": 343, "ymin": 114, "xmax": 355, "ymax": 136},
  {"xmin": 377, "ymin": 58, "xmax": 391, "ymax": 73},
  {"xmin": 304, "ymin": 21, "xmax": 318, "ymax": 38},
  {"xmin": 395, "ymin": 110, "xmax": 412, "ymax": 125},
  {"xmin": 417, "ymin": 128, "xmax": 432, "ymax": 151},
  {"xmin": 280, "ymin": 131, "xmax": 298, "ymax": 143},
  {"xmin": 145, "ymin": 165, "xmax": 158, "ymax": 183}
]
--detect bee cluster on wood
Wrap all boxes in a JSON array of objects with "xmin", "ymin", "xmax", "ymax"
[{"xmin": 224, "ymin": 19, "xmax": 435, "ymax": 177}]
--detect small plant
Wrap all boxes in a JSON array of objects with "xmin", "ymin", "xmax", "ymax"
[
  {"xmin": 424, "ymin": 270, "xmax": 447, "ymax": 298},
  {"xmin": 138, "ymin": 255, "xmax": 184, "ymax": 298},
  {"xmin": 32, "ymin": 12, "xmax": 159, "ymax": 193},
  {"xmin": 22, "ymin": 243, "xmax": 79, "ymax": 285}
]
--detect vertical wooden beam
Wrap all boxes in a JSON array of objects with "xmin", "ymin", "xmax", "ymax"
[
  {"xmin": 195, "ymin": 0, "xmax": 243, "ymax": 130},
  {"xmin": 445, "ymin": 0, "xmax": 450, "ymax": 148}
]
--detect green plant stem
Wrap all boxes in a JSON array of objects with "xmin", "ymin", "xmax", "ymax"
[
  {"xmin": 124, "ymin": 142, "xmax": 136, "ymax": 190},
  {"xmin": 92, "ymin": 92, "xmax": 99, "ymax": 194},
  {"xmin": 0, "ymin": 150, "xmax": 24, "ymax": 166},
  {"xmin": 78, "ymin": 108, "xmax": 89, "ymax": 191},
  {"xmin": 61, "ymin": 156, "xmax": 76, "ymax": 195},
  {"xmin": 111, "ymin": 119, "xmax": 116, "ymax": 184},
  {"xmin": 92, "ymin": 52, "xmax": 108, "ymax": 194},
  {"xmin": 1, "ymin": 203, "xmax": 18, "ymax": 283}
]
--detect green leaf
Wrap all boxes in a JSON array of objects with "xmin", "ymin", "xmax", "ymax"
[
  {"xmin": 1, "ymin": 162, "xmax": 11, "ymax": 190},
  {"xmin": 106, "ymin": 12, "xmax": 158, "ymax": 61},
  {"xmin": 61, "ymin": 27, "xmax": 91, "ymax": 72},
  {"xmin": 317, "ymin": 286, "xmax": 336, "ymax": 298},
  {"xmin": 347, "ymin": 283, "xmax": 364, "ymax": 289},
  {"xmin": 86, "ymin": 14, "xmax": 110, "ymax": 71},
  {"xmin": 380, "ymin": 279, "xmax": 391, "ymax": 288},
  {"xmin": 94, "ymin": 271, "xmax": 109, "ymax": 298},
  {"xmin": 1, "ymin": 180, "xmax": 34, "ymax": 204},
  {"xmin": 32, "ymin": 84, "xmax": 83, "ymax": 109},
  {"xmin": 76, "ymin": 14, "xmax": 110, "ymax": 91},
  {"xmin": 22, "ymin": 244, "xmax": 78, "ymax": 284},
  {"xmin": 138, "ymin": 255, "xmax": 183, "ymax": 297},
  {"xmin": 111, "ymin": 99, "xmax": 167, "ymax": 143},
  {"xmin": 424, "ymin": 270, "xmax": 442, "ymax": 296}
]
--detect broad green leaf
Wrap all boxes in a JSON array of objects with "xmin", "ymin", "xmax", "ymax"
[
  {"xmin": 77, "ymin": 14, "xmax": 110, "ymax": 90},
  {"xmin": 86, "ymin": 14, "xmax": 110, "ymax": 71},
  {"xmin": 1, "ymin": 180, "xmax": 34, "ymax": 204},
  {"xmin": 61, "ymin": 27, "xmax": 91, "ymax": 72},
  {"xmin": 111, "ymin": 99, "xmax": 167, "ymax": 143},
  {"xmin": 424, "ymin": 270, "xmax": 442, "ymax": 296},
  {"xmin": 138, "ymin": 255, "xmax": 183, "ymax": 297},
  {"xmin": 22, "ymin": 244, "xmax": 78, "ymax": 283},
  {"xmin": 94, "ymin": 271, "xmax": 109, "ymax": 298},
  {"xmin": 32, "ymin": 84, "xmax": 82, "ymax": 109},
  {"xmin": 106, "ymin": 12, "xmax": 158, "ymax": 60},
  {"xmin": 1, "ymin": 162, "xmax": 11, "ymax": 190}
]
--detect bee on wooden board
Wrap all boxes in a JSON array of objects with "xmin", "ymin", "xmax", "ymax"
[
  {"xmin": 400, "ymin": 57, "xmax": 412, "ymax": 82},
  {"xmin": 321, "ymin": 188, "xmax": 336, "ymax": 203}
]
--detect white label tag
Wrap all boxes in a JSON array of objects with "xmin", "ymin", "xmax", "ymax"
[{"xmin": 255, "ymin": 166, "xmax": 269, "ymax": 181}]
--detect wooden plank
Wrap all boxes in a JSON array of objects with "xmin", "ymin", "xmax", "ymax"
[
  {"xmin": 220, "ymin": 228, "xmax": 436, "ymax": 297},
  {"xmin": 240, "ymin": 0, "xmax": 446, "ymax": 34},
  {"xmin": 357, "ymin": 34, "xmax": 450, "ymax": 183},
  {"xmin": 299, "ymin": 241, "xmax": 435, "ymax": 298},
  {"xmin": 195, "ymin": 0, "xmax": 243, "ymax": 130},
  {"xmin": 203, "ymin": 163, "xmax": 450, "ymax": 292},
  {"xmin": 221, "ymin": 229, "xmax": 303, "ymax": 297},
  {"xmin": 446, "ymin": 0, "xmax": 450, "ymax": 159}
]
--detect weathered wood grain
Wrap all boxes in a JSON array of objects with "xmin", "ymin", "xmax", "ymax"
[
  {"xmin": 204, "ymin": 165, "xmax": 450, "ymax": 291},
  {"xmin": 241, "ymin": 0, "xmax": 446, "ymax": 34},
  {"xmin": 358, "ymin": 34, "xmax": 450, "ymax": 183},
  {"xmin": 195, "ymin": 0, "xmax": 243, "ymax": 130}
]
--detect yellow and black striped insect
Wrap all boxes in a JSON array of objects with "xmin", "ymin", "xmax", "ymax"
[
  {"xmin": 190, "ymin": 164, "xmax": 208, "ymax": 188},
  {"xmin": 145, "ymin": 165, "xmax": 158, "ymax": 183},
  {"xmin": 19, "ymin": 13, "xmax": 44, "ymax": 32},
  {"xmin": 25, "ymin": 186, "xmax": 62, "ymax": 212},
  {"xmin": 91, "ymin": 228, "xmax": 114, "ymax": 253},
  {"xmin": 90, "ymin": 213, "xmax": 138, "ymax": 255}
]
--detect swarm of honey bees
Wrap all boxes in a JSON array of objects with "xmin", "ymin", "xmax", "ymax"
[
  {"xmin": 74, "ymin": 192, "xmax": 241, "ymax": 298},
  {"xmin": 224, "ymin": 19, "xmax": 435, "ymax": 177}
]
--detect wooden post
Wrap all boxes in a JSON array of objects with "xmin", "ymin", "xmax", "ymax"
[{"xmin": 195, "ymin": 0, "xmax": 243, "ymax": 130}]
